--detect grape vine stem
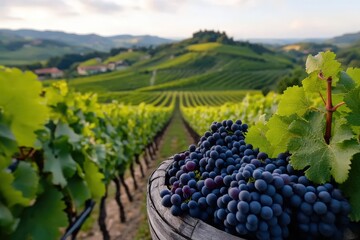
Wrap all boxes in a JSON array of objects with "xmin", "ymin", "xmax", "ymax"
[{"xmin": 318, "ymin": 73, "xmax": 345, "ymax": 144}]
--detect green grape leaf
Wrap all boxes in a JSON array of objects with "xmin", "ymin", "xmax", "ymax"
[
  {"xmin": 247, "ymin": 121, "xmax": 273, "ymax": 156},
  {"xmin": 305, "ymin": 51, "xmax": 342, "ymax": 82},
  {"xmin": 266, "ymin": 115, "xmax": 297, "ymax": 157},
  {"xmin": 0, "ymin": 117, "xmax": 17, "ymax": 165},
  {"xmin": 11, "ymin": 183, "xmax": 67, "ymax": 240},
  {"xmin": 341, "ymin": 153, "xmax": 360, "ymax": 221},
  {"xmin": 54, "ymin": 121, "xmax": 81, "ymax": 145},
  {"xmin": 84, "ymin": 160, "xmax": 105, "ymax": 199},
  {"xmin": 288, "ymin": 112, "xmax": 360, "ymax": 183},
  {"xmin": 12, "ymin": 162, "xmax": 39, "ymax": 200},
  {"xmin": 302, "ymin": 72, "xmax": 325, "ymax": 93},
  {"xmin": 0, "ymin": 67, "xmax": 48, "ymax": 146},
  {"xmin": 335, "ymin": 71, "xmax": 357, "ymax": 93},
  {"xmin": 43, "ymin": 138, "xmax": 77, "ymax": 187},
  {"xmin": 344, "ymin": 87, "xmax": 360, "ymax": 126},
  {"xmin": 277, "ymin": 86, "xmax": 312, "ymax": 116},
  {"xmin": 0, "ymin": 170, "xmax": 30, "ymax": 207},
  {"xmin": 346, "ymin": 67, "xmax": 360, "ymax": 86},
  {"xmin": 67, "ymin": 175, "xmax": 91, "ymax": 209},
  {"xmin": 0, "ymin": 201, "xmax": 14, "ymax": 230}
]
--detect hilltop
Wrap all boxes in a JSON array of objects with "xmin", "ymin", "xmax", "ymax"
[{"xmin": 68, "ymin": 30, "xmax": 294, "ymax": 92}]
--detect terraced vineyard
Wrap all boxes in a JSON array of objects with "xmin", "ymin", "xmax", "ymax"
[
  {"xmin": 98, "ymin": 90, "xmax": 257, "ymax": 107},
  {"xmin": 68, "ymin": 39, "xmax": 294, "ymax": 94}
]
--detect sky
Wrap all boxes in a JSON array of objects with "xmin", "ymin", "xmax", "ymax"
[{"xmin": 0, "ymin": 0, "xmax": 359, "ymax": 39}]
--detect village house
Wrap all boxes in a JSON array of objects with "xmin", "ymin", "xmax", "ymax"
[
  {"xmin": 34, "ymin": 67, "xmax": 64, "ymax": 80},
  {"xmin": 77, "ymin": 65, "xmax": 108, "ymax": 75},
  {"xmin": 77, "ymin": 61, "xmax": 129, "ymax": 75}
]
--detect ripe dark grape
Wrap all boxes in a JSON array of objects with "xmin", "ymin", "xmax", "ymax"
[{"xmin": 161, "ymin": 120, "xmax": 351, "ymax": 240}]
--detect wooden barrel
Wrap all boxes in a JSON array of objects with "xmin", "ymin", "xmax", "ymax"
[{"xmin": 147, "ymin": 158, "xmax": 244, "ymax": 240}]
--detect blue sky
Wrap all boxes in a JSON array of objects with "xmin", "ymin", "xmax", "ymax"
[{"xmin": 0, "ymin": 0, "xmax": 359, "ymax": 39}]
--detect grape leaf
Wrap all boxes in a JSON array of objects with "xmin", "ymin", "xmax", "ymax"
[
  {"xmin": 67, "ymin": 175, "xmax": 91, "ymax": 209},
  {"xmin": 305, "ymin": 51, "xmax": 342, "ymax": 82},
  {"xmin": 341, "ymin": 153, "xmax": 360, "ymax": 221},
  {"xmin": 288, "ymin": 112, "xmax": 360, "ymax": 183},
  {"xmin": 0, "ymin": 116, "xmax": 17, "ymax": 165},
  {"xmin": 54, "ymin": 121, "xmax": 81, "ymax": 145},
  {"xmin": 84, "ymin": 159, "xmax": 105, "ymax": 199},
  {"xmin": 265, "ymin": 115, "xmax": 297, "ymax": 157},
  {"xmin": 344, "ymin": 87, "xmax": 360, "ymax": 126},
  {"xmin": 346, "ymin": 67, "xmax": 360, "ymax": 86},
  {"xmin": 11, "ymin": 183, "xmax": 67, "ymax": 240},
  {"xmin": 0, "ymin": 170, "xmax": 30, "ymax": 207},
  {"xmin": 12, "ymin": 162, "xmax": 39, "ymax": 200},
  {"xmin": 0, "ymin": 201, "xmax": 14, "ymax": 230},
  {"xmin": 246, "ymin": 121, "xmax": 273, "ymax": 156},
  {"xmin": 335, "ymin": 71, "xmax": 357, "ymax": 93},
  {"xmin": 277, "ymin": 86, "xmax": 311, "ymax": 117},
  {"xmin": 43, "ymin": 138, "xmax": 77, "ymax": 187},
  {"xmin": 0, "ymin": 67, "xmax": 48, "ymax": 146}
]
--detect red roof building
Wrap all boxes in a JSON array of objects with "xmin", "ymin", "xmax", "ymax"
[{"xmin": 34, "ymin": 67, "xmax": 64, "ymax": 80}]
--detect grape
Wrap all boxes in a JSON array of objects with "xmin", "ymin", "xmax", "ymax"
[
  {"xmin": 170, "ymin": 194, "xmax": 182, "ymax": 206},
  {"xmin": 313, "ymin": 201, "xmax": 327, "ymax": 215},
  {"xmin": 249, "ymin": 201, "xmax": 261, "ymax": 214},
  {"xmin": 226, "ymin": 213, "xmax": 237, "ymax": 226},
  {"xmin": 237, "ymin": 201, "xmax": 249, "ymax": 214},
  {"xmin": 161, "ymin": 195, "xmax": 172, "ymax": 207},
  {"xmin": 162, "ymin": 120, "xmax": 351, "ymax": 240},
  {"xmin": 260, "ymin": 194, "xmax": 273, "ymax": 206},
  {"xmin": 318, "ymin": 191, "xmax": 331, "ymax": 203},
  {"xmin": 204, "ymin": 178, "xmax": 216, "ymax": 189},
  {"xmin": 185, "ymin": 161, "xmax": 196, "ymax": 171},
  {"xmin": 228, "ymin": 202, "xmax": 239, "ymax": 217},
  {"xmin": 206, "ymin": 193, "xmax": 217, "ymax": 207},
  {"xmin": 181, "ymin": 202, "xmax": 189, "ymax": 211},
  {"xmin": 254, "ymin": 179, "xmax": 267, "ymax": 192},
  {"xmin": 170, "ymin": 205, "xmax": 182, "ymax": 216},
  {"xmin": 216, "ymin": 208, "xmax": 227, "ymax": 220},
  {"xmin": 180, "ymin": 173, "xmax": 191, "ymax": 185},
  {"xmin": 228, "ymin": 187, "xmax": 240, "ymax": 200},
  {"xmin": 235, "ymin": 224, "xmax": 247, "ymax": 235},
  {"xmin": 304, "ymin": 191, "xmax": 317, "ymax": 204},
  {"xmin": 260, "ymin": 206, "xmax": 273, "ymax": 220},
  {"xmin": 239, "ymin": 190, "xmax": 251, "ymax": 202},
  {"xmin": 198, "ymin": 197, "xmax": 207, "ymax": 209},
  {"xmin": 160, "ymin": 189, "xmax": 171, "ymax": 197}
]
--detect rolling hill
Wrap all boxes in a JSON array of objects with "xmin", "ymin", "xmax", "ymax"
[
  {"xmin": 0, "ymin": 38, "xmax": 91, "ymax": 65},
  {"xmin": 68, "ymin": 31, "xmax": 294, "ymax": 92},
  {"xmin": 0, "ymin": 29, "xmax": 174, "ymax": 52},
  {"xmin": 327, "ymin": 31, "xmax": 360, "ymax": 46}
]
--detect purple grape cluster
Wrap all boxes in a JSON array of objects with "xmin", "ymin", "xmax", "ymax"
[{"xmin": 160, "ymin": 120, "xmax": 351, "ymax": 240}]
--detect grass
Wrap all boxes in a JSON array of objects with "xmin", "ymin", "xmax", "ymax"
[
  {"xmin": 79, "ymin": 58, "xmax": 101, "ymax": 66},
  {"xmin": 104, "ymin": 51, "xmax": 146, "ymax": 64},
  {"xmin": 134, "ymin": 107, "xmax": 194, "ymax": 240}
]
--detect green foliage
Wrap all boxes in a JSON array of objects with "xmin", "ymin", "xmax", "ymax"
[
  {"xmin": 0, "ymin": 67, "xmax": 48, "ymax": 146},
  {"xmin": 277, "ymin": 67, "xmax": 305, "ymax": 93},
  {"xmin": 0, "ymin": 66, "xmax": 174, "ymax": 238}
]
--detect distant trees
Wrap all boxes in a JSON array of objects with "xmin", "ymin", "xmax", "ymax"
[
  {"xmin": 192, "ymin": 30, "xmax": 236, "ymax": 45},
  {"xmin": 276, "ymin": 67, "xmax": 305, "ymax": 93}
]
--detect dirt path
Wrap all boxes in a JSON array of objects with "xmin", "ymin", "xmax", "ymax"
[{"xmin": 79, "ymin": 109, "xmax": 194, "ymax": 240}]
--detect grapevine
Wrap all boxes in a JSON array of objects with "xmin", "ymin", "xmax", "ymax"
[
  {"xmin": 0, "ymin": 67, "xmax": 174, "ymax": 240},
  {"xmin": 160, "ymin": 51, "xmax": 360, "ymax": 240}
]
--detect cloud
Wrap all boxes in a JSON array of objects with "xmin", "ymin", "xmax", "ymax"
[
  {"xmin": 76, "ymin": 0, "xmax": 123, "ymax": 14},
  {"xmin": 0, "ymin": 0, "xmax": 77, "ymax": 21},
  {"xmin": 143, "ymin": 0, "xmax": 188, "ymax": 12}
]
